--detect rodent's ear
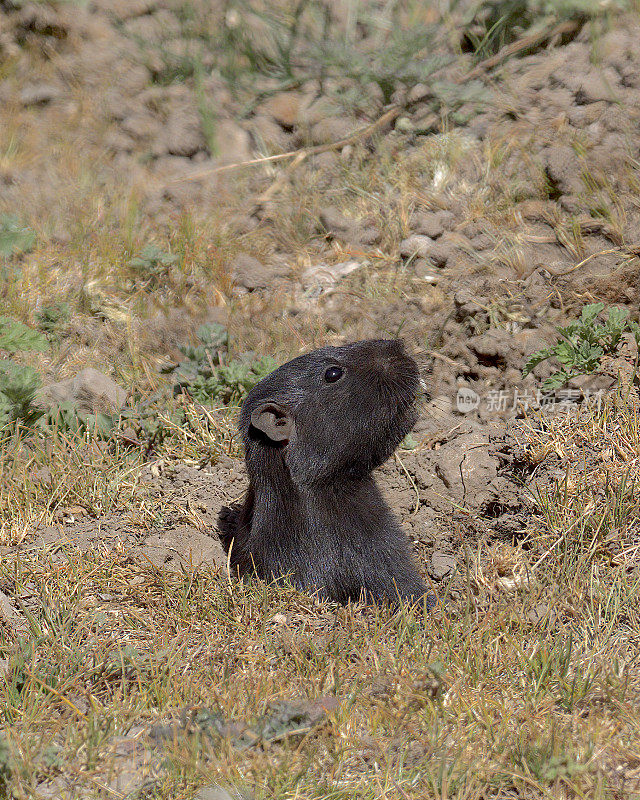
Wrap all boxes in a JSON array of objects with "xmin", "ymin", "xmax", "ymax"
[{"xmin": 250, "ymin": 402, "xmax": 294, "ymax": 443}]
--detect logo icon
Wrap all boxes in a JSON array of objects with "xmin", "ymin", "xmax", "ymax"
[{"xmin": 456, "ymin": 387, "xmax": 480, "ymax": 413}]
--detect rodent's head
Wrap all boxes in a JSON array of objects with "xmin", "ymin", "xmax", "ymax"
[{"xmin": 240, "ymin": 339, "xmax": 421, "ymax": 486}]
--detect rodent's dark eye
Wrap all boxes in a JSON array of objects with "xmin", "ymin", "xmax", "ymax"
[{"xmin": 324, "ymin": 366, "xmax": 344, "ymax": 383}]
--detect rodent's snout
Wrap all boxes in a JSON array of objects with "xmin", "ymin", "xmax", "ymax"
[
  {"xmin": 368, "ymin": 338, "xmax": 416, "ymax": 373},
  {"xmin": 367, "ymin": 340, "xmax": 422, "ymax": 409},
  {"xmin": 376, "ymin": 338, "xmax": 409, "ymax": 359}
]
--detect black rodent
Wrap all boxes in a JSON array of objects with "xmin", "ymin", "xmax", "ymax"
[{"xmin": 217, "ymin": 339, "xmax": 434, "ymax": 608}]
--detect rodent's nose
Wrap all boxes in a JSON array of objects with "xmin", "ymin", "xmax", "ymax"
[
  {"xmin": 382, "ymin": 339, "xmax": 407, "ymax": 356},
  {"xmin": 373, "ymin": 339, "xmax": 409, "ymax": 366}
]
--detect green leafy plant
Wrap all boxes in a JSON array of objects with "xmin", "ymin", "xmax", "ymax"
[
  {"xmin": 175, "ymin": 322, "xmax": 229, "ymax": 365},
  {"xmin": 46, "ymin": 401, "xmax": 116, "ymax": 439},
  {"xmin": 208, "ymin": 355, "xmax": 279, "ymax": 405},
  {"xmin": 400, "ymin": 433, "xmax": 418, "ymax": 449},
  {"xmin": 522, "ymin": 303, "xmax": 640, "ymax": 390},
  {"xmin": 128, "ymin": 244, "xmax": 177, "ymax": 284},
  {"xmin": 0, "ymin": 317, "xmax": 48, "ymax": 353},
  {"xmin": 35, "ymin": 301, "xmax": 71, "ymax": 342},
  {"xmin": 0, "ymin": 361, "xmax": 43, "ymax": 429},
  {"xmin": 0, "ymin": 317, "xmax": 49, "ymax": 429},
  {"xmin": 0, "ymin": 215, "xmax": 36, "ymax": 259},
  {"xmin": 163, "ymin": 323, "xmax": 277, "ymax": 406}
]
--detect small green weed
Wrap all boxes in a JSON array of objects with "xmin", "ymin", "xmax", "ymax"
[
  {"xmin": 0, "ymin": 317, "xmax": 49, "ymax": 429},
  {"xmin": 0, "ymin": 316, "xmax": 119, "ymax": 437},
  {"xmin": 0, "ymin": 361, "xmax": 43, "ymax": 430},
  {"xmin": 522, "ymin": 303, "xmax": 640, "ymax": 389},
  {"xmin": 311, "ymin": 14, "xmax": 456, "ymax": 106},
  {"xmin": 46, "ymin": 401, "xmax": 115, "ymax": 439},
  {"xmin": 510, "ymin": 737, "xmax": 588, "ymax": 784},
  {"xmin": 35, "ymin": 302, "xmax": 71, "ymax": 342},
  {"xmin": 0, "ymin": 215, "xmax": 35, "ymax": 259},
  {"xmin": 163, "ymin": 323, "xmax": 277, "ymax": 406},
  {"xmin": 128, "ymin": 244, "xmax": 177, "ymax": 285},
  {"xmin": 209, "ymin": 354, "xmax": 278, "ymax": 405}
]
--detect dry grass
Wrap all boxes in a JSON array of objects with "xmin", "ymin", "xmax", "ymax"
[
  {"xmin": 522, "ymin": 387, "xmax": 640, "ymax": 581},
  {"xmin": 0, "ymin": 398, "xmax": 241, "ymax": 547},
  {"xmin": 1, "ymin": 385, "xmax": 640, "ymax": 798},
  {"xmin": 0, "ymin": 426, "xmax": 144, "ymax": 547},
  {"xmin": 1, "ymin": 85, "xmax": 551, "ymax": 376}
]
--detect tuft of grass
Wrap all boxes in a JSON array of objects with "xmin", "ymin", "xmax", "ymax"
[
  {"xmin": 523, "ymin": 384, "xmax": 640, "ymax": 584},
  {"xmin": 0, "ymin": 424, "xmax": 144, "ymax": 545},
  {"xmin": 461, "ymin": 0, "xmax": 626, "ymax": 58},
  {"xmin": 119, "ymin": 391, "xmax": 240, "ymax": 464},
  {"xmin": 35, "ymin": 301, "xmax": 71, "ymax": 342},
  {"xmin": 126, "ymin": 0, "xmax": 490, "ymax": 131},
  {"xmin": 194, "ymin": 63, "xmax": 219, "ymax": 157}
]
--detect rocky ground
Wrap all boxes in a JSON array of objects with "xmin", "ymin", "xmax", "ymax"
[
  {"xmin": 2, "ymin": 1, "xmax": 639, "ymax": 395},
  {"xmin": 1, "ymin": 1, "xmax": 640, "ymax": 798}
]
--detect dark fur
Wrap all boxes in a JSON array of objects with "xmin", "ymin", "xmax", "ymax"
[{"xmin": 217, "ymin": 339, "xmax": 433, "ymax": 607}]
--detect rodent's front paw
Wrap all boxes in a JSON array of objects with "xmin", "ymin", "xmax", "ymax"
[{"xmin": 217, "ymin": 504, "xmax": 240, "ymax": 550}]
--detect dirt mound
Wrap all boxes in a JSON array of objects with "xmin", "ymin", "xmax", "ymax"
[{"xmin": 19, "ymin": 458, "xmax": 249, "ymax": 570}]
